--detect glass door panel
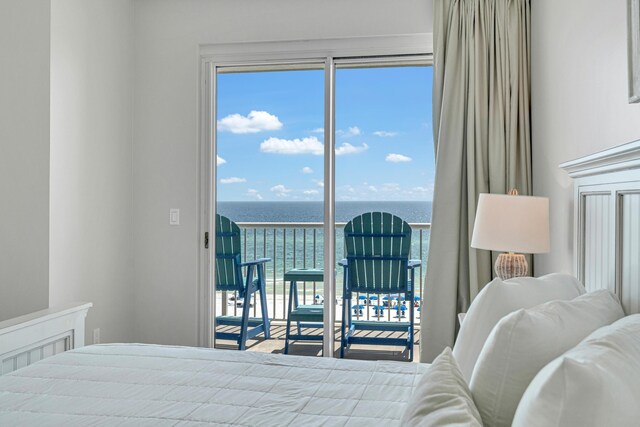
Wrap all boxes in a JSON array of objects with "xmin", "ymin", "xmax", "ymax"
[
  {"xmin": 214, "ymin": 66, "xmax": 325, "ymax": 354},
  {"xmin": 334, "ymin": 63, "xmax": 434, "ymax": 359}
]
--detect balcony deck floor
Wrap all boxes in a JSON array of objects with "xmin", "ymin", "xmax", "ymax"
[{"xmin": 215, "ymin": 322, "xmax": 421, "ymax": 362}]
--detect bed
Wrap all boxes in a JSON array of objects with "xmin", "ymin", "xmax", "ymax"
[
  {"xmin": 2, "ymin": 141, "xmax": 640, "ymax": 426},
  {"xmin": 0, "ymin": 343, "xmax": 427, "ymax": 426}
]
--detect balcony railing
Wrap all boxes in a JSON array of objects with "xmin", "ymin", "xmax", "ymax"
[{"xmin": 216, "ymin": 222, "xmax": 431, "ymax": 324}]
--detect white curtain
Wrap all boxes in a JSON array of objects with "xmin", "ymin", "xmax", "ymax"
[{"xmin": 420, "ymin": 0, "xmax": 532, "ymax": 362}]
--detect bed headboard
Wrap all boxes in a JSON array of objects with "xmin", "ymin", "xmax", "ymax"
[{"xmin": 561, "ymin": 140, "xmax": 640, "ymax": 315}]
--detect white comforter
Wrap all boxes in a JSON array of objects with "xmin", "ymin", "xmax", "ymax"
[{"xmin": 0, "ymin": 344, "xmax": 428, "ymax": 426}]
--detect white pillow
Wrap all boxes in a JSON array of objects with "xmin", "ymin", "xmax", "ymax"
[
  {"xmin": 513, "ymin": 314, "xmax": 640, "ymax": 427},
  {"xmin": 470, "ymin": 289, "xmax": 624, "ymax": 427},
  {"xmin": 453, "ymin": 273, "xmax": 585, "ymax": 381},
  {"xmin": 401, "ymin": 347, "xmax": 482, "ymax": 427}
]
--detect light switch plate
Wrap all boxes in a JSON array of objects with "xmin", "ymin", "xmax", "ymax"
[{"xmin": 169, "ymin": 208, "xmax": 180, "ymax": 225}]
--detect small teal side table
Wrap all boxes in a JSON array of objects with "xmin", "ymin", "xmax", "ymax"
[{"xmin": 284, "ymin": 268, "xmax": 324, "ymax": 354}]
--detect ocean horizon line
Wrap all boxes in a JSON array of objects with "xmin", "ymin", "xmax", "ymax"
[{"xmin": 217, "ymin": 200, "xmax": 432, "ymax": 223}]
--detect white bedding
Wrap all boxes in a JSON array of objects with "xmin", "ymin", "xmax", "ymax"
[{"xmin": 0, "ymin": 344, "xmax": 428, "ymax": 426}]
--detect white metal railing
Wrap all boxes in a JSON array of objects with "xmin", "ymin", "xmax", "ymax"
[{"xmin": 217, "ymin": 222, "xmax": 431, "ymax": 323}]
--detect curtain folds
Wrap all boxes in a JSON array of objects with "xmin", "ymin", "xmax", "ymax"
[{"xmin": 420, "ymin": 0, "xmax": 532, "ymax": 362}]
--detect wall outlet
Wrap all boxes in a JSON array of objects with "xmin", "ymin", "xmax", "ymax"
[{"xmin": 93, "ymin": 328, "xmax": 101, "ymax": 344}]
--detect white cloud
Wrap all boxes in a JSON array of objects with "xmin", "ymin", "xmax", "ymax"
[
  {"xmin": 270, "ymin": 184, "xmax": 292, "ymax": 197},
  {"xmin": 381, "ymin": 183, "xmax": 401, "ymax": 192},
  {"xmin": 401, "ymin": 185, "xmax": 434, "ymax": 199},
  {"xmin": 335, "ymin": 142, "xmax": 369, "ymax": 156},
  {"xmin": 332, "ymin": 181, "xmax": 433, "ymax": 202},
  {"xmin": 337, "ymin": 126, "xmax": 361, "ymax": 138},
  {"xmin": 342, "ymin": 185, "xmax": 356, "ymax": 193},
  {"xmin": 217, "ymin": 155, "xmax": 227, "ymax": 166},
  {"xmin": 347, "ymin": 126, "xmax": 361, "ymax": 136},
  {"xmin": 313, "ymin": 179, "xmax": 324, "ymax": 188},
  {"xmin": 412, "ymin": 186, "xmax": 431, "ymax": 193},
  {"xmin": 301, "ymin": 166, "xmax": 313, "ymax": 174},
  {"xmin": 260, "ymin": 136, "xmax": 323, "ymax": 155},
  {"xmin": 220, "ymin": 177, "xmax": 246, "ymax": 184},
  {"xmin": 311, "ymin": 128, "xmax": 324, "ymax": 134},
  {"xmin": 217, "ymin": 110, "xmax": 283, "ymax": 134},
  {"xmin": 373, "ymin": 131, "xmax": 398, "ymax": 137},
  {"xmin": 261, "ymin": 137, "xmax": 368, "ymax": 157},
  {"xmin": 246, "ymin": 189, "xmax": 263, "ymax": 200},
  {"xmin": 303, "ymin": 189, "xmax": 319, "ymax": 195},
  {"xmin": 386, "ymin": 153, "xmax": 412, "ymax": 163}
]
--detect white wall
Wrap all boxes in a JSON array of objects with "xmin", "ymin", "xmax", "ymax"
[
  {"xmin": 133, "ymin": 0, "xmax": 432, "ymax": 345},
  {"xmin": 0, "ymin": 0, "xmax": 51, "ymax": 321},
  {"xmin": 50, "ymin": 0, "xmax": 135, "ymax": 344},
  {"xmin": 532, "ymin": 0, "xmax": 640, "ymax": 275}
]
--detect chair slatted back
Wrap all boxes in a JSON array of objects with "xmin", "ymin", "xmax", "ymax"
[
  {"xmin": 344, "ymin": 212, "xmax": 411, "ymax": 294},
  {"xmin": 215, "ymin": 214, "xmax": 243, "ymax": 292}
]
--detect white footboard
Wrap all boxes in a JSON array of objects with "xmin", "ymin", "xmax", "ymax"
[{"xmin": 0, "ymin": 302, "xmax": 92, "ymax": 375}]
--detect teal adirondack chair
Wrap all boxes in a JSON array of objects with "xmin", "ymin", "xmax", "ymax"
[
  {"xmin": 340, "ymin": 212, "xmax": 421, "ymax": 360},
  {"xmin": 215, "ymin": 214, "xmax": 271, "ymax": 350}
]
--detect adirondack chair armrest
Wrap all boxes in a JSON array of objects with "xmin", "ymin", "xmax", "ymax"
[
  {"xmin": 240, "ymin": 257, "xmax": 271, "ymax": 267},
  {"xmin": 338, "ymin": 258, "xmax": 348, "ymax": 267},
  {"xmin": 408, "ymin": 259, "xmax": 421, "ymax": 269}
]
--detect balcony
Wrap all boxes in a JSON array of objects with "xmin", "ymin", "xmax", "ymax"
[{"xmin": 215, "ymin": 221, "xmax": 430, "ymax": 357}]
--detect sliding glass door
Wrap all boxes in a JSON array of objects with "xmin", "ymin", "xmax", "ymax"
[{"xmin": 209, "ymin": 55, "xmax": 433, "ymax": 360}]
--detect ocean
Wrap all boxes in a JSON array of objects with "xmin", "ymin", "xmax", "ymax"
[{"xmin": 217, "ymin": 201, "xmax": 432, "ymax": 223}]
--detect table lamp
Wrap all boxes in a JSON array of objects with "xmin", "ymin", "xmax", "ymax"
[{"xmin": 471, "ymin": 190, "xmax": 550, "ymax": 280}]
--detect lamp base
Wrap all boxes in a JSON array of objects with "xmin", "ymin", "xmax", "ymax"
[{"xmin": 495, "ymin": 253, "xmax": 528, "ymax": 280}]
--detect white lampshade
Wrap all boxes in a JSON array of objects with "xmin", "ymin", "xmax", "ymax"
[{"xmin": 471, "ymin": 193, "xmax": 550, "ymax": 254}]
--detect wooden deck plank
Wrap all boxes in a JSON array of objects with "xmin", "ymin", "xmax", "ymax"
[{"xmin": 215, "ymin": 322, "xmax": 420, "ymax": 362}]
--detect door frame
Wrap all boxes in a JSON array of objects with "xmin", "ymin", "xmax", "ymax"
[{"xmin": 197, "ymin": 34, "xmax": 433, "ymax": 353}]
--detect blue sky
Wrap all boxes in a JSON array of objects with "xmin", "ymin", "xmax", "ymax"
[{"xmin": 216, "ymin": 66, "xmax": 434, "ymax": 202}]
